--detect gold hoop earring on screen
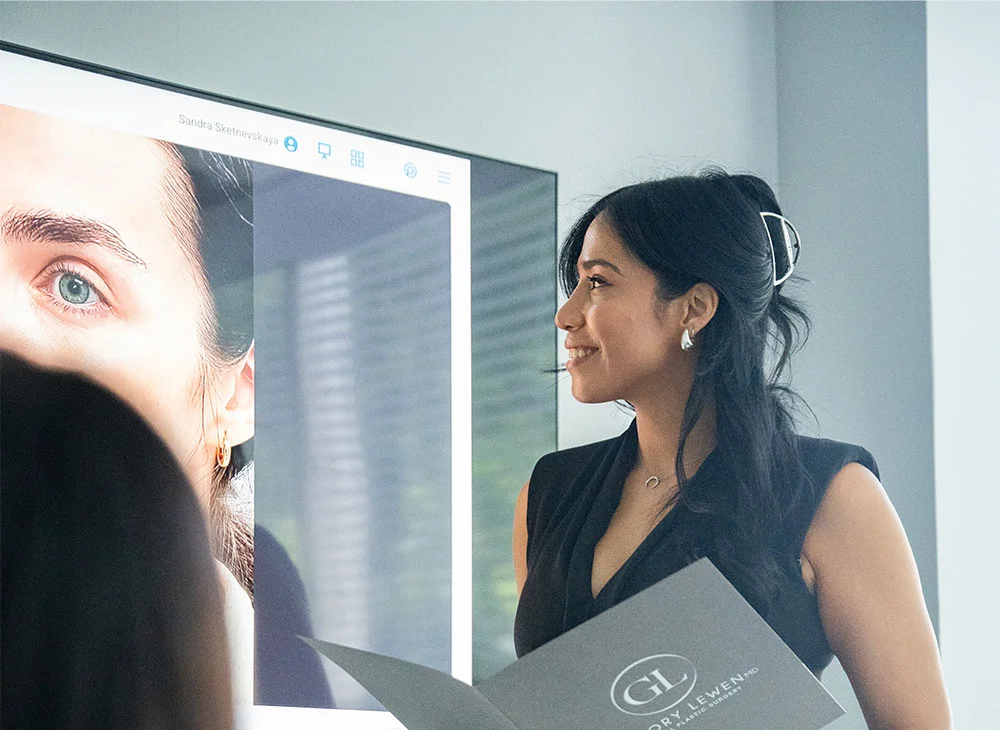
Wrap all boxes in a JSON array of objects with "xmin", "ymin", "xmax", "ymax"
[{"xmin": 216, "ymin": 430, "xmax": 231, "ymax": 469}]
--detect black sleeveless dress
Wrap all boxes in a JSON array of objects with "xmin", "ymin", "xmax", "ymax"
[{"xmin": 513, "ymin": 420, "xmax": 878, "ymax": 676}]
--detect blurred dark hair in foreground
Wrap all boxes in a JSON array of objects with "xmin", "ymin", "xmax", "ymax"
[{"xmin": 1, "ymin": 351, "xmax": 233, "ymax": 730}]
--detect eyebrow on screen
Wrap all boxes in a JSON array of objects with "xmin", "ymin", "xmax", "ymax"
[
  {"xmin": 0, "ymin": 209, "xmax": 148, "ymax": 269},
  {"xmin": 580, "ymin": 258, "xmax": 622, "ymax": 275}
]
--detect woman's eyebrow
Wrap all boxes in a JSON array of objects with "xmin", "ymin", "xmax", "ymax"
[
  {"xmin": 580, "ymin": 258, "xmax": 622, "ymax": 275},
  {"xmin": 1, "ymin": 209, "xmax": 148, "ymax": 269}
]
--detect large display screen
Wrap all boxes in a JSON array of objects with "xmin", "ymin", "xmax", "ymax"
[{"xmin": 0, "ymin": 42, "xmax": 557, "ymax": 729}]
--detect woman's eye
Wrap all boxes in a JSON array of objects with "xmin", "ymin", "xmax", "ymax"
[
  {"xmin": 34, "ymin": 261, "xmax": 112, "ymax": 317},
  {"xmin": 587, "ymin": 276, "xmax": 608, "ymax": 290},
  {"xmin": 56, "ymin": 272, "xmax": 99, "ymax": 306}
]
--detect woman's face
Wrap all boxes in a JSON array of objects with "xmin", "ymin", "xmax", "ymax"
[
  {"xmin": 0, "ymin": 106, "xmax": 217, "ymax": 501},
  {"xmin": 556, "ymin": 214, "xmax": 689, "ymax": 406}
]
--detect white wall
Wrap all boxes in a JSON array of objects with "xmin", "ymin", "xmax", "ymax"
[
  {"xmin": 927, "ymin": 3, "xmax": 1000, "ymax": 726},
  {"xmin": 773, "ymin": 5, "xmax": 933, "ymax": 727},
  {"xmin": 0, "ymin": 1, "xmax": 779, "ymax": 221}
]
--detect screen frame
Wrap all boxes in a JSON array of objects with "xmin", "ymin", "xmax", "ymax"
[{"xmin": 0, "ymin": 41, "xmax": 556, "ymax": 182}]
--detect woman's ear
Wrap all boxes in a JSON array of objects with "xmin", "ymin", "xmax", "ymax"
[
  {"xmin": 681, "ymin": 282, "xmax": 719, "ymax": 334},
  {"xmin": 207, "ymin": 342, "xmax": 255, "ymax": 449}
]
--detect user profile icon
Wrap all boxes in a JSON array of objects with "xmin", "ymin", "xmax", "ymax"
[
  {"xmin": 403, "ymin": 162, "xmax": 417, "ymax": 179},
  {"xmin": 284, "ymin": 135, "xmax": 299, "ymax": 152},
  {"xmin": 317, "ymin": 142, "xmax": 331, "ymax": 159}
]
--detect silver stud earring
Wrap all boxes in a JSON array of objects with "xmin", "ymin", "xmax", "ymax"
[{"xmin": 681, "ymin": 328, "xmax": 695, "ymax": 351}]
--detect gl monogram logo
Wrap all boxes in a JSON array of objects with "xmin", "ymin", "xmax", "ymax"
[{"xmin": 610, "ymin": 654, "xmax": 698, "ymax": 716}]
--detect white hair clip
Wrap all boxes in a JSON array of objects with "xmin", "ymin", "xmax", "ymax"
[{"xmin": 760, "ymin": 211, "xmax": 801, "ymax": 286}]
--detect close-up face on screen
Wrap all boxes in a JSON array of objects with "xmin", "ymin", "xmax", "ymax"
[
  {"xmin": 0, "ymin": 105, "xmax": 251, "ymax": 494},
  {"xmin": 0, "ymin": 44, "xmax": 557, "ymax": 729},
  {"xmin": 0, "ymin": 100, "xmax": 260, "ymax": 692}
]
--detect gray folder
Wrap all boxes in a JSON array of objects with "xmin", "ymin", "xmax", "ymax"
[{"xmin": 305, "ymin": 558, "xmax": 844, "ymax": 730}]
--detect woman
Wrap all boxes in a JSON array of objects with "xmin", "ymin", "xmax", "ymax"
[
  {"xmin": 513, "ymin": 170, "xmax": 950, "ymax": 728},
  {"xmin": 0, "ymin": 105, "xmax": 255, "ymax": 700},
  {"xmin": 1, "ymin": 351, "xmax": 233, "ymax": 729}
]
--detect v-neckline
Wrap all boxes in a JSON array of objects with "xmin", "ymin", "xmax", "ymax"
[
  {"xmin": 590, "ymin": 499, "xmax": 681, "ymax": 601},
  {"xmin": 582, "ymin": 426, "xmax": 718, "ymax": 606}
]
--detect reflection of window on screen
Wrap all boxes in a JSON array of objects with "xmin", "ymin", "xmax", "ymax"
[
  {"xmin": 253, "ymin": 164, "xmax": 451, "ymax": 711},
  {"xmin": 470, "ymin": 167, "xmax": 558, "ymax": 680}
]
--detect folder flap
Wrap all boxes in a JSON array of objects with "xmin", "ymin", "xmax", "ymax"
[{"xmin": 302, "ymin": 637, "xmax": 520, "ymax": 730}]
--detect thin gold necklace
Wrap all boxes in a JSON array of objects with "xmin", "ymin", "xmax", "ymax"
[
  {"xmin": 638, "ymin": 447, "xmax": 711, "ymax": 489},
  {"xmin": 637, "ymin": 453, "xmax": 670, "ymax": 489}
]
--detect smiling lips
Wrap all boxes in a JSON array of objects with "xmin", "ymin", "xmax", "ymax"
[{"xmin": 566, "ymin": 346, "xmax": 598, "ymax": 366}]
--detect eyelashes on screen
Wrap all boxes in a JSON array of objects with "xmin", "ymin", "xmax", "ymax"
[{"xmin": 35, "ymin": 259, "xmax": 113, "ymax": 317}]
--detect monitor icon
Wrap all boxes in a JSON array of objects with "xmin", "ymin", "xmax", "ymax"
[
  {"xmin": 318, "ymin": 142, "xmax": 331, "ymax": 159},
  {"xmin": 284, "ymin": 135, "xmax": 299, "ymax": 152}
]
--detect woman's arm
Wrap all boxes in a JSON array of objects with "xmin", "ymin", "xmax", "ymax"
[
  {"xmin": 802, "ymin": 463, "xmax": 951, "ymax": 730},
  {"xmin": 513, "ymin": 480, "xmax": 530, "ymax": 596}
]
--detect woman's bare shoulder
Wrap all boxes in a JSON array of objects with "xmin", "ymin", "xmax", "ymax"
[{"xmin": 802, "ymin": 463, "xmax": 951, "ymax": 729}]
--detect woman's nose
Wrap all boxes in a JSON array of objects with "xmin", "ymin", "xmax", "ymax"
[{"xmin": 554, "ymin": 288, "xmax": 584, "ymax": 331}]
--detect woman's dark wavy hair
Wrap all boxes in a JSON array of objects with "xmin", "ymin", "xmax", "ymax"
[
  {"xmin": 0, "ymin": 351, "xmax": 233, "ymax": 730},
  {"xmin": 559, "ymin": 169, "xmax": 812, "ymax": 609}
]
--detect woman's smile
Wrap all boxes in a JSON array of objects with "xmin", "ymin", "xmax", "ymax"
[{"xmin": 565, "ymin": 345, "xmax": 598, "ymax": 368}]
